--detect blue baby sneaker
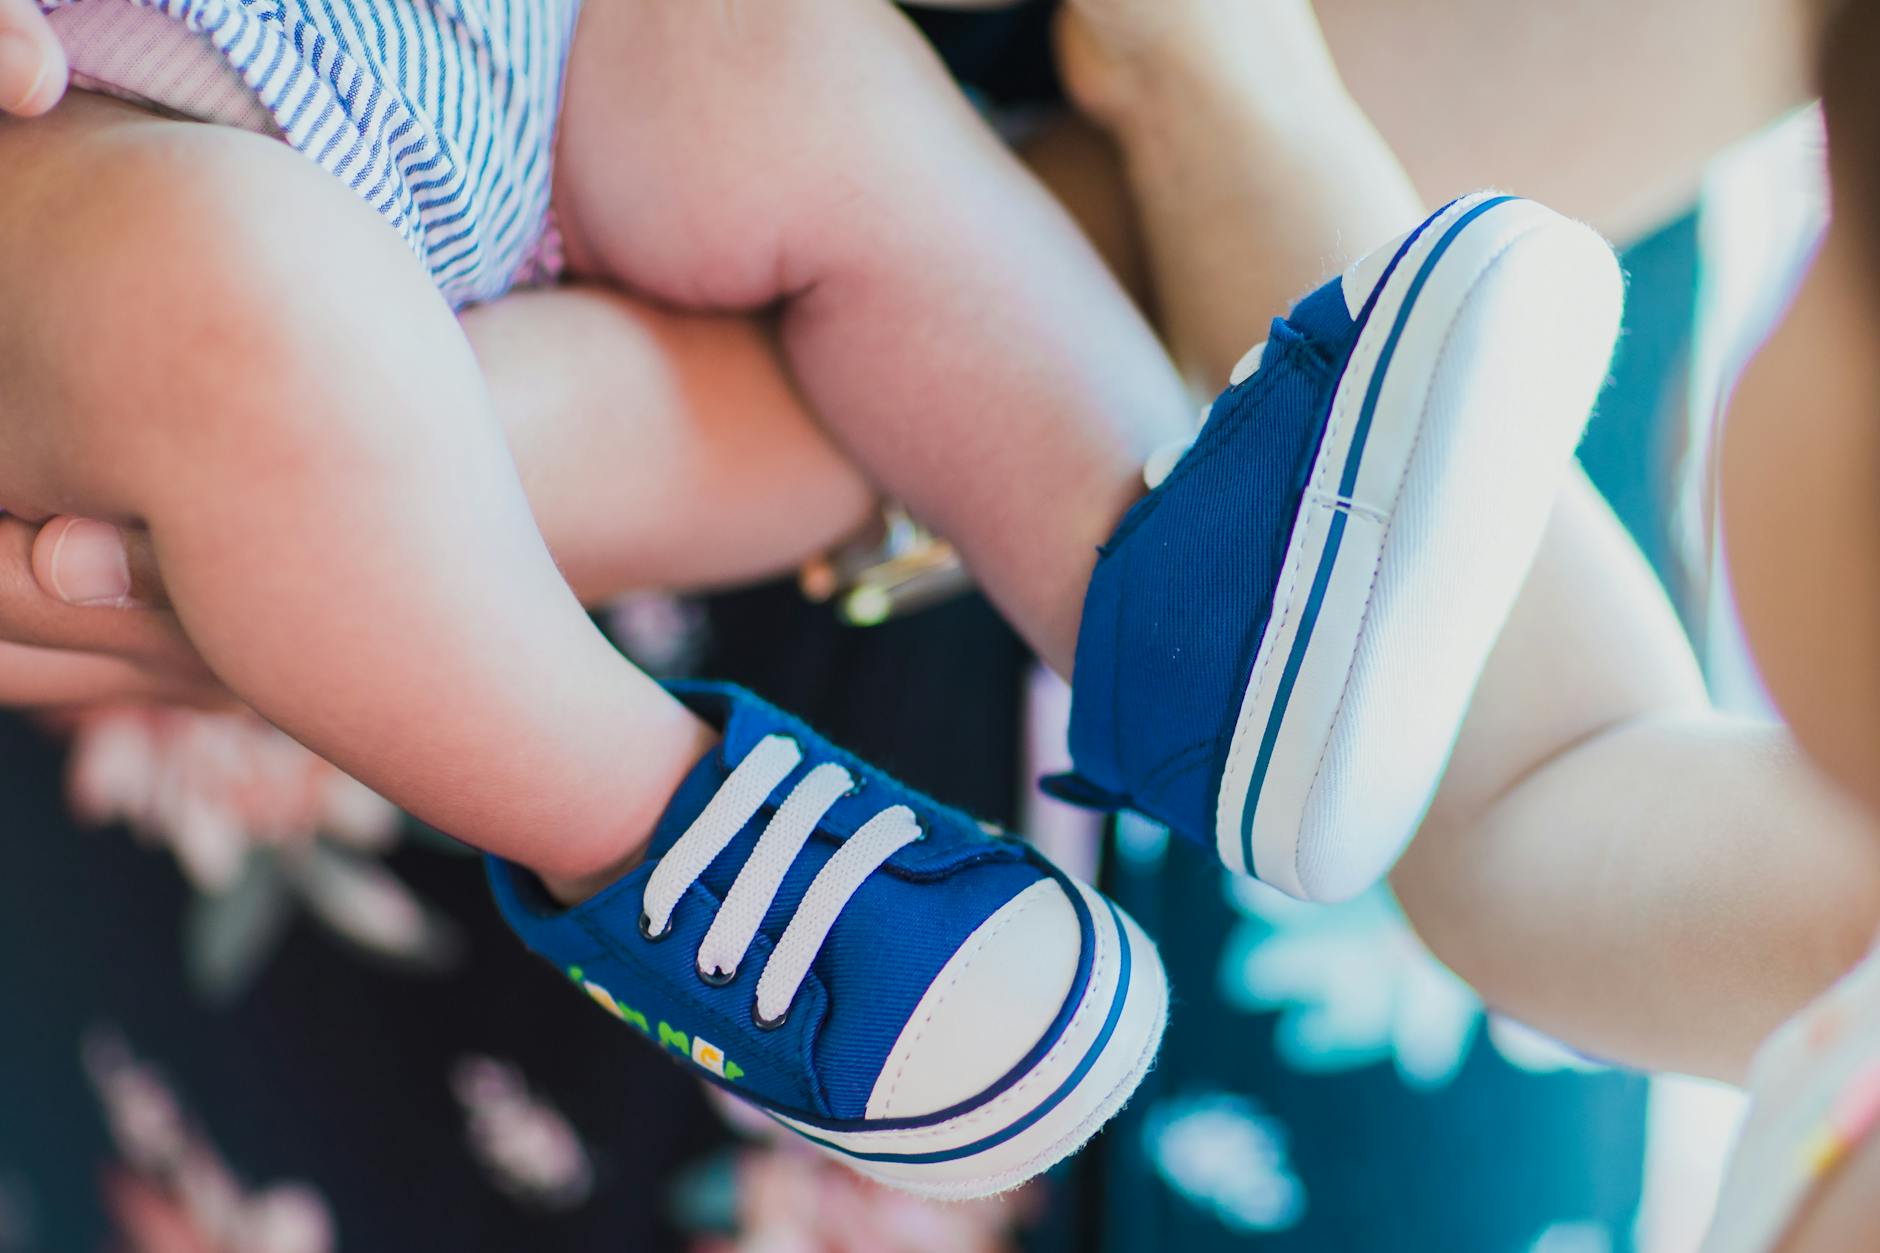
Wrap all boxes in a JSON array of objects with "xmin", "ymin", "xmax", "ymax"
[
  {"xmin": 1051, "ymin": 193, "xmax": 1623, "ymax": 901},
  {"xmin": 489, "ymin": 683, "xmax": 1167, "ymax": 1199}
]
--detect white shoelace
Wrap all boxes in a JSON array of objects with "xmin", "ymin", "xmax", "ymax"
[{"xmin": 639, "ymin": 734, "xmax": 924, "ymax": 1027}]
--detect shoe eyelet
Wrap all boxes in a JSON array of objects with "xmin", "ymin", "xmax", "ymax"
[
  {"xmin": 638, "ymin": 911, "xmax": 672, "ymax": 943},
  {"xmin": 842, "ymin": 769, "xmax": 865, "ymax": 799},
  {"xmin": 752, "ymin": 1003, "xmax": 790, "ymax": 1032},
  {"xmin": 697, "ymin": 963, "xmax": 736, "ymax": 988}
]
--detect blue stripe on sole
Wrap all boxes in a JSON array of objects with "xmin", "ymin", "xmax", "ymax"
[
  {"xmin": 1239, "ymin": 196, "xmax": 1517, "ymax": 874},
  {"xmin": 784, "ymin": 897, "xmax": 1137, "ymax": 1168}
]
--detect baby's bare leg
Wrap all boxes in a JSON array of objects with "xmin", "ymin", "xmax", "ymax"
[
  {"xmin": 552, "ymin": 0, "xmax": 1192, "ymax": 677},
  {"xmin": 0, "ymin": 96, "xmax": 710, "ymax": 893},
  {"xmin": 0, "ymin": 284, "xmax": 874, "ymax": 708},
  {"xmin": 1055, "ymin": 0, "xmax": 1880, "ymax": 1080},
  {"xmin": 461, "ymin": 286, "xmax": 875, "ymax": 599}
]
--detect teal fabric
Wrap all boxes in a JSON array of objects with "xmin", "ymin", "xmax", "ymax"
[
  {"xmin": 1577, "ymin": 217, "xmax": 1703, "ymax": 589},
  {"xmin": 1071, "ymin": 824, "xmax": 1649, "ymax": 1253}
]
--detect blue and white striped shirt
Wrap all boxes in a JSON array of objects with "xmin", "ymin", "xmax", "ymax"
[{"xmin": 47, "ymin": 0, "xmax": 583, "ymax": 308}]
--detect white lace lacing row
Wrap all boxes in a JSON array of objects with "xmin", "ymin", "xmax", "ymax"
[{"xmin": 639, "ymin": 734, "xmax": 923, "ymax": 1028}]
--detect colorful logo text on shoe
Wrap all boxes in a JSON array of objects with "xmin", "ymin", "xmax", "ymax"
[{"xmin": 567, "ymin": 967, "xmax": 745, "ymax": 1081}]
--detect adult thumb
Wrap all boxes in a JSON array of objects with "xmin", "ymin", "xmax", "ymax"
[
  {"xmin": 33, "ymin": 516, "xmax": 168, "ymax": 610},
  {"xmin": 0, "ymin": 0, "xmax": 66, "ymax": 117}
]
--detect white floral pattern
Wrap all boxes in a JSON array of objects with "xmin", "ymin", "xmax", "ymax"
[
  {"xmin": 1141, "ymin": 1092, "xmax": 1306, "ymax": 1235},
  {"xmin": 1527, "ymin": 1220, "xmax": 1614, "ymax": 1253},
  {"xmin": 452, "ymin": 1056, "xmax": 595, "ymax": 1212},
  {"xmin": 55, "ymin": 707, "xmax": 462, "ymax": 1001},
  {"xmin": 82, "ymin": 1028, "xmax": 337, "ymax": 1253},
  {"xmin": 61, "ymin": 706, "xmax": 398, "ymax": 893},
  {"xmin": 1219, "ymin": 876, "xmax": 1597, "ymax": 1088}
]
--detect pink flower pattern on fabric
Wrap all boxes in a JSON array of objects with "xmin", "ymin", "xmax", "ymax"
[
  {"xmin": 58, "ymin": 705, "xmax": 398, "ymax": 893},
  {"xmin": 693, "ymin": 1087, "xmax": 1036, "ymax": 1253}
]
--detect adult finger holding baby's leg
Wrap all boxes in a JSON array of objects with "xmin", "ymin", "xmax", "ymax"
[
  {"xmin": 0, "ymin": 0, "xmax": 65, "ymax": 116},
  {"xmin": 0, "ymin": 513, "xmax": 198, "ymax": 664},
  {"xmin": 28, "ymin": 515, "xmax": 166, "ymax": 611},
  {"xmin": 0, "ymin": 294, "xmax": 878, "ymax": 710},
  {"xmin": 0, "ymin": 514, "xmax": 232, "ymax": 706},
  {"xmin": 0, "ymin": 639, "xmax": 227, "ymax": 708}
]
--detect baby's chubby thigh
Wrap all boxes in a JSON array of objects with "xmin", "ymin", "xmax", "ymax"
[
  {"xmin": 552, "ymin": 0, "xmax": 1022, "ymax": 311},
  {"xmin": 0, "ymin": 92, "xmax": 485, "ymax": 525}
]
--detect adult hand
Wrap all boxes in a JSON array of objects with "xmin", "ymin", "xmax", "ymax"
[
  {"xmin": 0, "ymin": 0, "xmax": 66, "ymax": 116},
  {"xmin": 0, "ymin": 513, "xmax": 231, "ymax": 707}
]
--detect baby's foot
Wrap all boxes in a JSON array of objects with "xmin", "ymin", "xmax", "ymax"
[
  {"xmin": 1048, "ymin": 194, "xmax": 1624, "ymax": 900},
  {"xmin": 489, "ymin": 683, "xmax": 1167, "ymax": 1198}
]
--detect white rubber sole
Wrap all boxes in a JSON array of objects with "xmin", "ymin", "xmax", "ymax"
[
  {"xmin": 773, "ymin": 880, "xmax": 1169, "ymax": 1200},
  {"xmin": 1214, "ymin": 193, "xmax": 1625, "ymax": 901}
]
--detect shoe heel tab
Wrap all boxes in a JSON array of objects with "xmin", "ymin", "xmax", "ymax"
[{"xmin": 1039, "ymin": 771, "xmax": 1128, "ymax": 812}]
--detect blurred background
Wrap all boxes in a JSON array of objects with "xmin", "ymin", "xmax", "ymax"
[{"xmin": 0, "ymin": 3, "xmax": 1829, "ymax": 1251}]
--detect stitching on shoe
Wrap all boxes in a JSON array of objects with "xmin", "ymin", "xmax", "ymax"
[
  {"xmin": 1217, "ymin": 196, "xmax": 1485, "ymax": 863},
  {"xmin": 1297, "ymin": 222, "xmax": 1547, "ymax": 881},
  {"xmin": 826, "ymin": 888, "xmax": 1119, "ymax": 1144},
  {"xmin": 572, "ymin": 887, "xmax": 834, "ymax": 1111},
  {"xmin": 1305, "ymin": 489, "xmax": 1389, "ymax": 524},
  {"xmin": 1134, "ymin": 739, "xmax": 1215, "ymax": 802},
  {"xmin": 1121, "ymin": 355, "xmax": 1302, "ymax": 527},
  {"xmin": 1218, "ymin": 304, "xmax": 1385, "ymax": 852},
  {"xmin": 1108, "ymin": 534, "xmax": 1130, "ymax": 782},
  {"xmin": 872, "ymin": 884, "xmax": 1051, "ymax": 1117},
  {"xmin": 1099, "ymin": 339, "xmax": 1333, "ymax": 821}
]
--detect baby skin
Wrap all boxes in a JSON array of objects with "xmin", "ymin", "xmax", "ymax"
[
  {"xmin": 0, "ymin": 0, "xmax": 1214, "ymax": 1194},
  {"xmin": 0, "ymin": 0, "xmax": 1191, "ymax": 903},
  {"xmin": 0, "ymin": 0, "xmax": 1635, "ymax": 1198}
]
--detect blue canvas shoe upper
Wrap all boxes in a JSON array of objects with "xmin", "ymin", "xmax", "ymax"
[
  {"xmin": 1045, "ymin": 254, "xmax": 1398, "ymax": 849},
  {"xmin": 1049, "ymin": 193, "xmax": 1621, "ymax": 902},
  {"xmin": 487, "ymin": 683, "xmax": 1162, "ymax": 1192}
]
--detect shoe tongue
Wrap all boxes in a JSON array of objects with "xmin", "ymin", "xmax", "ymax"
[
  {"xmin": 1286, "ymin": 276, "xmax": 1360, "ymax": 344},
  {"xmin": 716, "ymin": 686, "xmax": 789, "ymax": 762}
]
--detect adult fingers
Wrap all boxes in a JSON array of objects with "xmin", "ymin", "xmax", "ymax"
[
  {"xmin": 0, "ymin": 0, "xmax": 67, "ymax": 117},
  {"xmin": 31, "ymin": 514, "xmax": 169, "ymax": 609},
  {"xmin": 0, "ymin": 514, "xmax": 200, "ymax": 675},
  {"xmin": 0, "ymin": 639, "xmax": 232, "ymax": 709}
]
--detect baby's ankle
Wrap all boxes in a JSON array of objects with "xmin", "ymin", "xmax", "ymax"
[
  {"xmin": 538, "ymin": 847, "xmax": 648, "ymax": 909},
  {"xmin": 536, "ymin": 717, "xmax": 722, "ymax": 907}
]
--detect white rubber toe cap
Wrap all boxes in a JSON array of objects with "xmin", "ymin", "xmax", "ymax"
[{"xmin": 864, "ymin": 880, "xmax": 1082, "ymax": 1120}]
